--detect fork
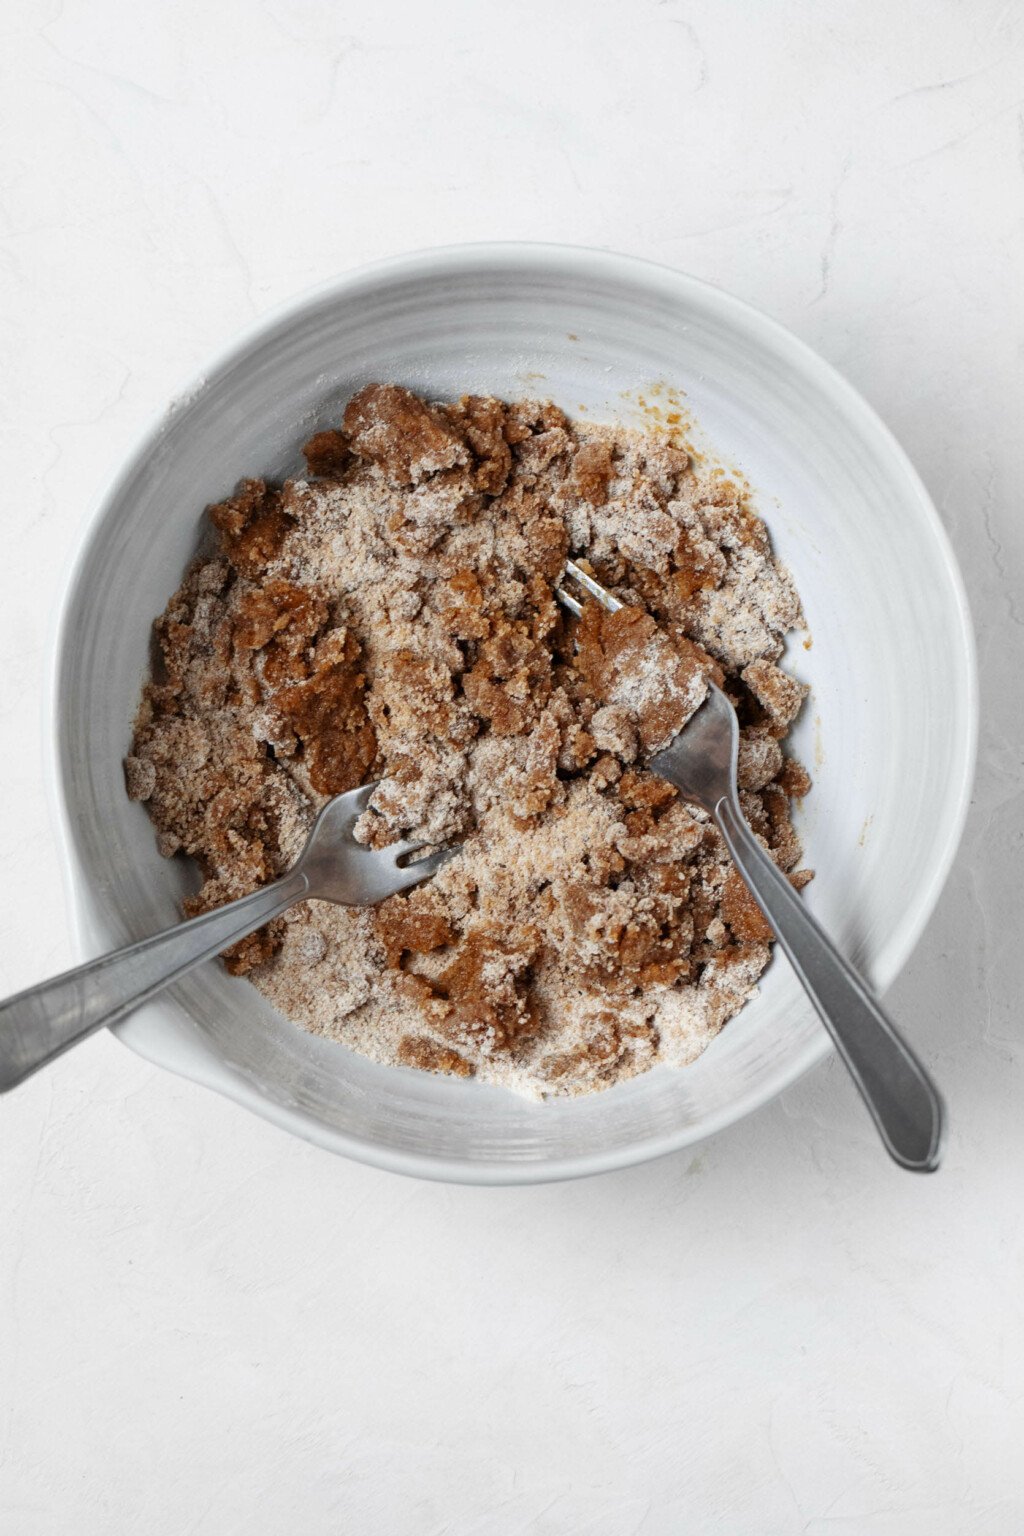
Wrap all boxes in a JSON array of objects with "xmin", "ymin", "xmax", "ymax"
[
  {"xmin": 557, "ymin": 560, "xmax": 945, "ymax": 1172},
  {"xmin": 0, "ymin": 784, "xmax": 450, "ymax": 1093}
]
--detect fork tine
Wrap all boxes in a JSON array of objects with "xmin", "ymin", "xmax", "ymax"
[
  {"xmin": 349, "ymin": 782, "xmax": 379, "ymax": 815},
  {"xmin": 389, "ymin": 845, "xmax": 459, "ymax": 890},
  {"xmin": 554, "ymin": 585, "xmax": 583, "ymax": 618},
  {"xmin": 387, "ymin": 835, "xmax": 434, "ymax": 860},
  {"xmin": 561, "ymin": 559, "xmax": 624, "ymax": 613}
]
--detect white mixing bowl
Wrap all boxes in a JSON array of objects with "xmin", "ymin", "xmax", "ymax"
[{"xmin": 47, "ymin": 244, "xmax": 977, "ymax": 1182}]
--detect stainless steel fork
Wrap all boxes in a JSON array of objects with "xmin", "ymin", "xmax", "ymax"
[
  {"xmin": 0, "ymin": 784, "xmax": 451, "ymax": 1093},
  {"xmin": 557, "ymin": 560, "xmax": 945, "ymax": 1172}
]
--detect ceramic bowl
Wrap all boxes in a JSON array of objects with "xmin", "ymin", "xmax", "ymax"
[{"xmin": 48, "ymin": 244, "xmax": 977, "ymax": 1182}]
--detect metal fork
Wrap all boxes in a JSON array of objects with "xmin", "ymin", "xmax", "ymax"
[
  {"xmin": 0, "ymin": 784, "xmax": 450, "ymax": 1093},
  {"xmin": 557, "ymin": 560, "xmax": 945, "ymax": 1172}
]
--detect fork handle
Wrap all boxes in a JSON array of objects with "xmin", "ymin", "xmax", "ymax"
[
  {"xmin": 0, "ymin": 869, "xmax": 309, "ymax": 1092},
  {"xmin": 715, "ymin": 795, "xmax": 945, "ymax": 1171}
]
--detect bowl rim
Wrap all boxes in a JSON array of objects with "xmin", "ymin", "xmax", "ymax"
[{"xmin": 44, "ymin": 240, "xmax": 979, "ymax": 1184}]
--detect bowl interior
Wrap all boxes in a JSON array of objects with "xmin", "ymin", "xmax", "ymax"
[{"xmin": 52, "ymin": 247, "xmax": 975, "ymax": 1181}]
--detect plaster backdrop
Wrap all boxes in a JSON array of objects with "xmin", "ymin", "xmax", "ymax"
[{"xmin": 1, "ymin": 2, "xmax": 1022, "ymax": 1532}]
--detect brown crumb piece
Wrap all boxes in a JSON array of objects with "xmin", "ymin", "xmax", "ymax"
[
  {"xmin": 776, "ymin": 757, "xmax": 812, "ymax": 799},
  {"xmin": 272, "ymin": 629, "xmax": 377, "ymax": 794},
  {"xmin": 462, "ymin": 622, "xmax": 553, "ymax": 735},
  {"xmin": 761, "ymin": 783, "xmax": 803, "ymax": 870},
  {"xmin": 375, "ymin": 891, "xmax": 457, "ymax": 968},
  {"xmin": 538, "ymin": 1013, "xmax": 622, "ymax": 1081},
  {"xmin": 672, "ymin": 527, "xmax": 726, "ymax": 602},
  {"xmin": 562, "ymin": 874, "xmax": 692, "ymax": 990},
  {"xmin": 617, "ymin": 768, "xmax": 678, "ymax": 811},
  {"xmin": 124, "ymin": 755, "xmax": 156, "ymax": 802},
  {"xmin": 447, "ymin": 394, "xmax": 513, "ymax": 494},
  {"xmin": 370, "ymin": 647, "xmax": 463, "ymax": 744},
  {"xmin": 439, "ymin": 568, "xmax": 491, "ymax": 641},
  {"xmin": 720, "ymin": 867, "xmax": 774, "ymax": 943},
  {"xmin": 397, "ymin": 1036, "xmax": 475, "ymax": 1078},
  {"xmin": 302, "ymin": 429, "xmax": 351, "ymax": 478},
  {"xmin": 574, "ymin": 601, "xmax": 707, "ymax": 752},
  {"xmin": 424, "ymin": 926, "xmax": 542, "ymax": 1054},
  {"xmin": 343, "ymin": 383, "xmax": 468, "ymax": 485},
  {"xmin": 742, "ymin": 659, "xmax": 808, "ymax": 736},
  {"xmin": 233, "ymin": 581, "xmax": 323, "ymax": 652},
  {"xmin": 572, "ymin": 440, "xmax": 614, "ymax": 505},
  {"xmin": 590, "ymin": 704, "xmax": 638, "ymax": 763},
  {"xmin": 737, "ymin": 727, "xmax": 783, "ymax": 791},
  {"xmin": 209, "ymin": 479, "xmax": 291, "ymax": 578},
  {"xmin": 234, "ymin": 580, "xmax": 330, "ymax": 688}
]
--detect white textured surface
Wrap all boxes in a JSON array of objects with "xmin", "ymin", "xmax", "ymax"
[{"xmin": 0, "ymin": 2, "xmax": 1020, "ymax": 1531}]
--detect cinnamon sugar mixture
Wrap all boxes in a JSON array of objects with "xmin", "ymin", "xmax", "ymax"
[{"xmin": 126, "ymin": 385, "xmax": 811, "ymax": 1096}]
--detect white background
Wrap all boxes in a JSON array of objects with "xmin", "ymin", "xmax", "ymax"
[{"xmin": 1, "ymin": 2, "xmax": 1022, "ymax": 1532}]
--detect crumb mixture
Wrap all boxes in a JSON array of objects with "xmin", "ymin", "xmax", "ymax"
[{"xmin": 127, "ymin": 384, "xmax": 811, "ymax": 1096}]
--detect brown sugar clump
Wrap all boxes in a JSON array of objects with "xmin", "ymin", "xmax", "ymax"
[
  {"xmin": 425, "ymin": 925, "xmax": 542, "ymax": 1054},
  {"xmin": 209, "ymin": 479, "xmax": 291, "ymax": 578},
  {"xmin": 370, "ymin": 648, "xmax": 463, "ymax": 744},
  {"xmin": 375, "ymin": 890, "xmax": 457, "ymax": 968},
  {"xmin": 447, "ymin": 394, "xmax": 514, "ymax": 494},
  {"xmin": 462, "ymin": 622, "xmax": 553, "ymax": 736},
  {"xmin": 233, "ymin": 581, "xmax": 324, "ymax": 652},
  {"xmin": 720, "ymin": 867, "xmax": 774, "ymax": 944},
  {"xmin": 617, "ymin": 768, "xmax": 678, "ymax": 811},
  {"xmin": 538, "ymin": 1013, "xmax": 622, "ymax": 1080},
  {"xmin": 233, "ymin": 581, "xmax": 330, "ymax": 688},
  {"xmin": 737, "ymin": 726, "xmax": 784, "ymax": 791},
  {"xmin": 129, "ymin": 386, "xmax": 811, "ymax": 1097},
  {"xmin": 302, "ymin": 429, "xmax": 351, "ymax": 479},
  {"xmin": 776, "ymin": 756, "xmax": 812, "ymax": 799},
  {"xmin": 741, "ymin": 658, "xmax": 808, "ymax": 736},
  {"xmin": 439, "ymin": 568, "xmax": 491, "ymax": 641},
  {"xmin": 574, "ymin": 601, "xmax": 707, "ymax": 752},
  {"xmin": 672, "ymin": 527, "xmax": 726, "ymax": 602},
  {"xmin": 563, "ymin": 877, "xmax": 692, "ymax": 990},
  {"xmin": 760, "ymin": 783, "xmax": 803, "ymax": 871},
  {"xmin": 124, "ymin": 754, "xmax": 156, "ymax": 802},
  {"xmin": 343, "ymin": 383, "xmax": 468, "ymax": 485},
  {"xmin": 272, "ymin": 631, "xmax": 377, "ymax": 795},
  {"xmin": 397, "ymin": 1036, "xmax": 475, "ymax": 1078},
  {"xmin": 572, "ymin": 440, "xmax": 614, "ymax": 505}
]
